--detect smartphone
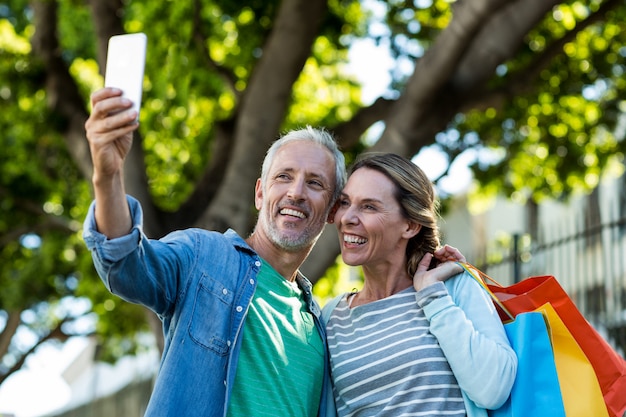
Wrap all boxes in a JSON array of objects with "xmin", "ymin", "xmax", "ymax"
[{"xmin": 104, "ymin": 33, "xmax": 147, "ymax": 120}]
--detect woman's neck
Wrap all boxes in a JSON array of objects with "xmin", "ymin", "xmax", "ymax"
[{"xmin": 354, "ymin": 264, "xmax": 413, "ymax": 305}]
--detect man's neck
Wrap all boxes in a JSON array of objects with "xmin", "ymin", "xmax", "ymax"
[{"xmin": 246, "ymin": 233, "xmax": 311, "ymax": 282}]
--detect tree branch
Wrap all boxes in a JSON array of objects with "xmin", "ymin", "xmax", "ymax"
[
  {"xmin": 197, "ymin": 0, "xmax": 329, "ymax": 233},
  {"xmin": 0, "ymin": 310, "xmax": 22, "ymax": 362},
  {"xmin": 375, "ymin": 0, "xmax": 511, "ymax": 155},
  {"xmin": 452, "ymin": 0, "xmax": 562, "ymax": 90},
  {"xmin": 166, "ymin": 119, "xmax": 236, "ymax": 230},
  {"xmin": 332, "ymin": 97, "xmax": 395, "ymax": 150},
  {"xmin": 87, "ymin": 0, "xmax": 126, "ymax": 68},
  {"xmin": 30, "ymin": 0, "xmax": 93, "ymax": 180},
  {"xmin": 191, "ymin": 0, "xmax": 239, "ymax": 96},
  {"xmin": 464, "ymin": 0, "xmax": 625, "ymax": 112},
  {"xmin": 0, "ymin": 317, "xmax": 72, "ymax": 385},
  {"xmin": 0, "ymin": 186, "xmax": 80, "ymax": 247}
]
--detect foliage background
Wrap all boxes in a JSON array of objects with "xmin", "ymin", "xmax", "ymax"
[{"xmin": 0, "ymin": 0, "xmax": 625, "ymax": 385}]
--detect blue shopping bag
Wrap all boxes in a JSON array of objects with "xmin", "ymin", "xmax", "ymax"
[
  {"xmin": 459, "ymin": 263, "xmax": 567, "ymax": 417},
  {"xmin": 489, "ymin": 311, "xmax": 566, "ymax": 417}
]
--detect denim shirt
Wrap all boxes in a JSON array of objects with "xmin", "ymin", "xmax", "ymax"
[{"xmin": 83, "ymin": 196, "xmax": 332, "ymax": 417}]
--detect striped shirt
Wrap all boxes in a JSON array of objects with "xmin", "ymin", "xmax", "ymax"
[{"xmin": 326, "ymin": 287, "xmax": 466, "ymax": 417}]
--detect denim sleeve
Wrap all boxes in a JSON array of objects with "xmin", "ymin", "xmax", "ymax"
[
  {"xmin": 419, "ymin": 274, "xmax": 517, "ymax": 410},
  {"xmin": 82, "ymin": 195, "xmax": 188, "ymax": 315},
  {"xmin": 82, "ymin": 195, "xmax": 144, "ymax": 268}
]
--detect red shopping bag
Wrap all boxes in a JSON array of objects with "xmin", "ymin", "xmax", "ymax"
[{"xmin": 484, "ymin": 274, "xmax": 626, "ymax": 417}]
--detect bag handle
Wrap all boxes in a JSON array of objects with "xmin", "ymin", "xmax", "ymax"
[{"xmin": 456, "ymin": 262, "xmax": 515, "ymax": 321}]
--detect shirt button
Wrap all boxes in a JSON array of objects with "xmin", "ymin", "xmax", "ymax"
[
  {"xmin": 227, "ymin": 340, "xmax": 231, "ymax": 346},
  {"xmin": 249, "ymin": 279, "xmax": 254, "ymax": 285},
  {"xmin": 255, "ymin": 261, "xmax": 261, "ymax": 267},
  {"xmin": 222, "ymin": 288, "xmax": 228, "ymax": 295},
  {"xmin": 236, "ymin": 306, "xmax": 243, "ymax": 312}
]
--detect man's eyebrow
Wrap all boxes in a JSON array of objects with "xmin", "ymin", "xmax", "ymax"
[
  {"xmin": 308, "ymin": 172, "xmax": 330, "ymax": 181},
  {"xmin": 302, "ymin": 169, "xmax": 331, "ymax": 183},
  {"xmin": 274, "ymin": 167, "xmax": 331, "ymax": 183}
]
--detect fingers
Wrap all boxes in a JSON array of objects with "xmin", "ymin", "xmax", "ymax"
[
  {"xmin": 85, "ymin": 88, "xmax": 138, "ymax": 144},
  {"xmin": 416, "ymin": 252, "xmax": 433, "ymax": 273},
  {"xmin": 87, "ymin": 88, "xmax": 137, "ymax": 126},
  {"xmin": 434, "ymin": 244, "xmax": 466, "ymax": 263},
  {"xmin": 413, "ymin": 254, "xmax": 463, "ymax": 291},
  {"xmin": 84, "ymin": 88, "xmax": 138, "ymax": 178},
  {"xmin": 87, "ymin": 115, "xmax": 138, "ymax": 141},
  {"xmin": 90, "ymin": 87, "xmax": 123, "ymax": 107},
  {"xmin": 413, "ymin": 253, "xmax": 434, "ymax": 291},
  {"xmin": 434, "ymin": 260, "xmax": 464, "ymax": 277}
]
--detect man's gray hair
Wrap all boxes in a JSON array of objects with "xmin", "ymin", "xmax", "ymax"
[{"xmin": 261, "ymin": 126, "xmax": 347, "ymax": 204}]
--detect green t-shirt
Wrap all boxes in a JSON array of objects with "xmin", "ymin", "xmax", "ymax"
[{"xmin": 227, "ymin": 260, "xmax": 324, "ymax": 417}]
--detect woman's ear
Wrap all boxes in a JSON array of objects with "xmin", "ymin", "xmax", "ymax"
[{"xmin": 403, "ymin": 221, "xmax": 422, "ymax": 239}]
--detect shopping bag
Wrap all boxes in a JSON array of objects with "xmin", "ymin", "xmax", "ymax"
[
  {"xmin": 462, "ymin": 264, "xmax": 626, "ymax": 417},
  {"xmin": 536, "ymin": 302, "xmax": 609, "ymax": 417},
  {"xmin": 489, "ymin": 311, "xmax": 567, "ymax": 417},
  {"xmin": 462, "ymin": 265, "xmax": 566, "ymax": 417},
  {"xmin": 488, "ymin": 275, "xmax": 626, "ymax": 417}
]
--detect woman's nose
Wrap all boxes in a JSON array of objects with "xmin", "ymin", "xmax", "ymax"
[{"xmin": 338, "ymin": 205, "xmax": 358, "ymax": 225}]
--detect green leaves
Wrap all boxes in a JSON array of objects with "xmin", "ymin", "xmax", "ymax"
[{"xmin": 1, "ymin": 0, "xmax": 625, "ymax": 377}]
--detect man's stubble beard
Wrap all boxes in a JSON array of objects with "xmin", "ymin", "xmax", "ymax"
[{"xmin": 257, "ymin": 207, "xmax": 326, "ymax": 253}]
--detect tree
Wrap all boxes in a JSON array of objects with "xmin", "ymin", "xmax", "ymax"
[{"xmin": 1, "ymin": 0, "xmax": 624, "ymax": 380}]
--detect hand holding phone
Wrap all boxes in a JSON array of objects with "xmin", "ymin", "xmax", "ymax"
[{"xmin": 104, "ymin": 33, "xmax": 147, "ymax": 120}]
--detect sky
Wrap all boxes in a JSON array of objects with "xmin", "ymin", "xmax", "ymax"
[{"xmin": 0, "ymin": 338, "xmax": 78, "ymax": 416}]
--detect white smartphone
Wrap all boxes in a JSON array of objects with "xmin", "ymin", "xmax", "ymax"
[{"xmin": 104, "ymin": 33, "xmax": 147, "ymax": 119}]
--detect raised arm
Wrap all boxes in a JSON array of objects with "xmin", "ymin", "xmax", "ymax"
[{"xmin": 85, "ymin": 87, "xmax": 139, "ymax": 238}]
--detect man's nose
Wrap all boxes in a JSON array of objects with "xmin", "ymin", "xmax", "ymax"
[{"xmin": 287, "ymin": 178, "xmax": 306, "ymax": 200}]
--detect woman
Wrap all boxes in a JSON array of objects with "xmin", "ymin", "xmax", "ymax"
[{"xmin": 322, "ymin": 153, "xmax": 516, "ymax": 417}]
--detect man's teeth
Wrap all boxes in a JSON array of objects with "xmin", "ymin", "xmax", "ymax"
[
  {"xmin": 344, "ymin": 234, "xmax": 367, "ymax": 244},
  {"xmin": 280, "ymin": 208, "xmax": 305, "ymax": 218}
]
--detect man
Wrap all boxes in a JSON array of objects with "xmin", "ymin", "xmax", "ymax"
[{"xmin": 82, "ymin": 87, "xmax": 346, "ymax": 417}]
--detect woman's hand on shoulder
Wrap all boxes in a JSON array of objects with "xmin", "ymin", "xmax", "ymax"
[
  {"xmin": 412, "ymin": 245, "xmax": 465, "ymax": 292},
  {"xmin": 433, "ymin": 244, "xmax": 466, "ymax": 264}
]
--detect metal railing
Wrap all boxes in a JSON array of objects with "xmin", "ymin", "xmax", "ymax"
[{"xmin": 473, "ymin": 213, "xmax": 626, "ymax": 358}]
